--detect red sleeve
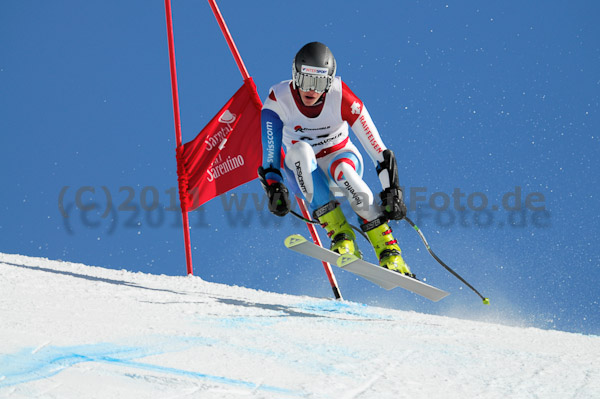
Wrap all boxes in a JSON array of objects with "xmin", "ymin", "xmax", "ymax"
[{"xmin": 340, "ymin": 81, "xmax": 363, "ymax": 126}]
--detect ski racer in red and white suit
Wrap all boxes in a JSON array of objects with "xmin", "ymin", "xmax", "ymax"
[
  {"xmin": 262, "ymin": 77, "xmax": 386, "ymax": 221},
  {"xmin": 257, "ymin": 42, "xmax": 411, "ymax": 275}
]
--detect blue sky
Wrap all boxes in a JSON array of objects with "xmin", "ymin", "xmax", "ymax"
[{"xmin": 2, "ymin": 1, "xmax": 599, "ymax": 334}]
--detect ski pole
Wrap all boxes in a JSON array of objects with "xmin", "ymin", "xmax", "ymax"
[{"xmin": 404, "ymin": 217, "xmax": 490, "ymax": 305}]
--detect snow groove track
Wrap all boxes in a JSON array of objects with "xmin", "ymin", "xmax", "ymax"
[{"xmin": 1, "ymin": 253, "xmax": 599, "ymax": 398}]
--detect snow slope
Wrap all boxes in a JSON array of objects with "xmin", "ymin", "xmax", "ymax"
[{"xmin": 1, "ymin": 253, "xmax": 598, "ymax": 398}]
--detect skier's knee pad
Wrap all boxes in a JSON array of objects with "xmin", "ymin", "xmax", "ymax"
[
  {"xmin": 329, "ymin": 152, "xmax": 363, "ymax": 182},
  {"xmin": 285, "ymin": 141, "xmax": 316, "ymax": 170},
  {"xmin": 329, "ymin": 152, "xmax": 381, "ymax": 221}
]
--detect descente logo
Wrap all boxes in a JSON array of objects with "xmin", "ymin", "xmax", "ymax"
[{"xmin": 295, "ymin": 161, "xmax": 308, "ymax": 194}]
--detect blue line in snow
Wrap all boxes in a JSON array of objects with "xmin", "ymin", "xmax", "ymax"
[{"xmin": 0, "ymin": 342, "xmax": 303, "ymax": 397}]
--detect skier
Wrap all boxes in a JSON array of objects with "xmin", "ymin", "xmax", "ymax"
[{"xmin": 258, "ymin": 42, "xmax": 412, "ymax": 276}]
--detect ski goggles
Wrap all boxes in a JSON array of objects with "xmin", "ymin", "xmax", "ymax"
[{"xmin": 293, "ymin": 65, "xmax": 333, "ymax": 93}]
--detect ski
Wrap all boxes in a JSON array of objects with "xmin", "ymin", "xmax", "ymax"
[{"xmin": 284, "ymin": 234, "xmax": 450, "ymax": 302}]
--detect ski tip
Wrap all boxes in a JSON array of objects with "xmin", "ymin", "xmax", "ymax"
[
  {"xmin": 482, "ymin": 297, "xmax": 490, "ymax": 305},
  {"xmin": 284, "ymin": 234, "xmax": 307, "ymax": 248}
]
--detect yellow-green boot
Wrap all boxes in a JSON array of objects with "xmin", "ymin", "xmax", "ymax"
[
  {"xmin": 362, "ymin": 219, "xmax": 413, "ymax": 276},
  {"xmin": 314, "ymin": 202, "xmax": 361, "ymax": 258}
]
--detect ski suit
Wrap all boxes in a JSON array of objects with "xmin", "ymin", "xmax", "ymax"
[{"xmin": 260, "ymin": 77, "xmax": 391, "ymax": 222}]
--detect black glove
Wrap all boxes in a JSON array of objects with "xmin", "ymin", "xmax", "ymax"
[
  {"xmin": 258, "ymin": 166, "xmax": 291, "ymax": 217},
  {"xmin": 377, "ymin": 149, "xmax": 407, "ymax": 220},
  {"xmin": 265, "ymin": 182, "xmax": 291, "ymax": 217},
  {"xmin": 380, "ymin": 186, "xmax": 407, "ymax": 220}
]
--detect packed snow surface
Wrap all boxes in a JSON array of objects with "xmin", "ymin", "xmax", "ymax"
[{"xmin": 1, "ymin": 253, "xmax": 598, "ymax": 398}]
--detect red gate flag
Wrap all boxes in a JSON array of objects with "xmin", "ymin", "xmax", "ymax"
[{"xmin": 176, "ymin": 78, "xmax": 262, "ymax": 211}]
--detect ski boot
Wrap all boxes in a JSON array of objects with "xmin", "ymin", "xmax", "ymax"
[
  {"xmin": 314, "ymin": 201, "xmax": 361, "ymax": 258},
  {"xmin": 361, "ymin": 218, "xmax": 414, "ymax": 277}
]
